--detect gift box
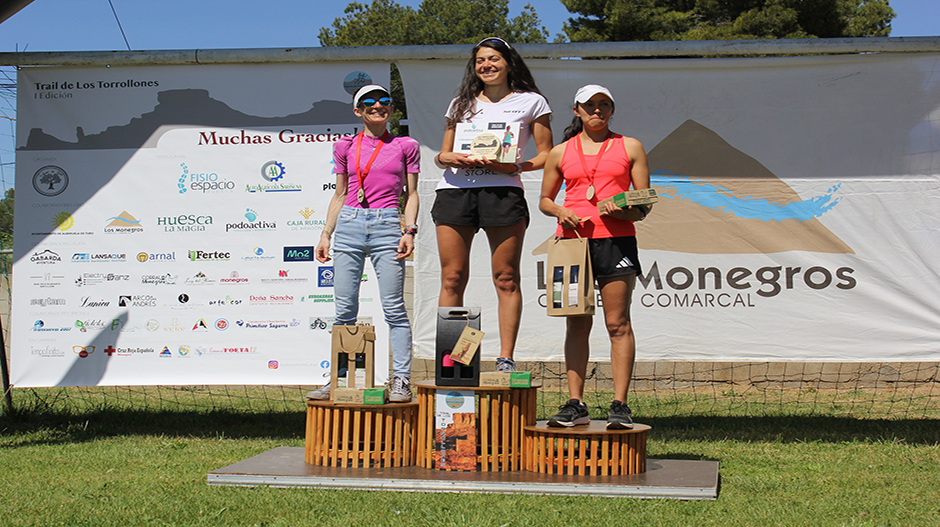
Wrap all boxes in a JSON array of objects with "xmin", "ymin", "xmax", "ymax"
[
  {"xmin": 333, "ymin": 387, "xmax": 388, "ymax": 405},
  {"xmin": 596, "ymin": 188, "xmax": 659, "ymax": 214},
  {"xmin": 479, "ymin": 371, "xmax": 532, "ymax": 388},
  {"xmin": 436, "ymin": 307, "xmax": 481, "ymax": 386}
]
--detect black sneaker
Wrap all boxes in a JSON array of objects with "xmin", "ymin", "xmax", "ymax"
[
  {"xmin": 607, "ymin": 400, "xmax": 634, "ymax": 429},
  {"xmin": 547, "ymin": 399, "xmax": 590, "ymax": 427}
]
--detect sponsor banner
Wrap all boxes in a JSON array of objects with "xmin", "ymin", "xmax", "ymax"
[
  {"xmin": 400, "ymin": 53, "xmax": 940, "ymax": 362},
  {"xmin": 13, "ymin": 63, "xmax": 390, "ymax": 386}
]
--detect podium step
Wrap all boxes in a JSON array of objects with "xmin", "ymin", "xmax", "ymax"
[
  {"xmin": 524, "ymin": 421, "xmax": 651, "ymax": 476},
  {"xmin": 304, "ymin": 400, "xmax": 419, "ymax": 468}
]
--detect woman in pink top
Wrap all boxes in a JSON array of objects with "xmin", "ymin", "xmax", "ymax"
[
  {"xmin": 538, "ymin": 85, "xmax": 652, "ymax": 429},
  {"xmin": 310, "ymin": 84, "xmax": 420, "ymax": 403}
]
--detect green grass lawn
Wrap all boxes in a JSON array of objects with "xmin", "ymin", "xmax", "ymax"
[{"xmin": 1, "ymin": 389, "xmax": 938, "ymax": 526}]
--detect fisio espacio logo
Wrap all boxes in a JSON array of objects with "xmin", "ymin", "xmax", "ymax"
[{"xmin": 177, "ymin": 163, "xmax": 236, "ymax": 194}]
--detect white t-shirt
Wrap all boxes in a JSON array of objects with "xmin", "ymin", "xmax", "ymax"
[{"xmin": 437, "ymin": 91, "xmax": 552, "ymax": 190}]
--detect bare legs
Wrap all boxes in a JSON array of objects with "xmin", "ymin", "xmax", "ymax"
[
  {"xmin": 436, "ymin": 221, "xmax": 526, "ymax": 359},
  {"xmin": 564, "ymin": 273, "xmax": 637, "ymax": 403}
]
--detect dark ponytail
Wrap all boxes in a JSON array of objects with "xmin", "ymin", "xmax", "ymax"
[{"xmin": 562, "ymin": 114, "xmax": 582, "ymax": 142}]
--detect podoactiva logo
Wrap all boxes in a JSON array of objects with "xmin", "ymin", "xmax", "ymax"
[{"xmin": 636, "ymin": 120, "xmax": 855, "ymax": 309}]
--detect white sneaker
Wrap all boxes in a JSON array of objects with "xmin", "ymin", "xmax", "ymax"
[
  {"xmin": 388, "ymin": 376, "xmax": 412, "ymax": 403},
  {"xmin": 305, "ymin": 382, "xmax": 331, "ymax": 400}
]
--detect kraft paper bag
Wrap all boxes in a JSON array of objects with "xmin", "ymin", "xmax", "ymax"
[
  {"xmin": 330, "ymin": 324, "xmax": 376, "ymax": 391},
  {"xmin": 546, "ymin": 236, "xmax": 595, "ymax": 316}
]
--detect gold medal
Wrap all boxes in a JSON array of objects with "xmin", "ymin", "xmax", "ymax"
[
  {"xmin": 357, "ymin": 188, "xmax": 365, "ymax": 203},
  {"xmin": 576, "ymin": 131, "xmax": 612, "ymax": 203}
]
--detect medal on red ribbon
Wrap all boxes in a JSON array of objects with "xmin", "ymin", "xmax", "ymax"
[
  {"xmin": 576, "ymin": 131, "xmax": 612, "ymax": 201},
  {"xmin": 354, "ymin": 130, "xmax": 389, "ymax": 204}
]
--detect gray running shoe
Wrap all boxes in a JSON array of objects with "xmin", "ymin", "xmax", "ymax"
[
  {"xmin": 547, "ymin": 399, "xmax": 590, "ymax": 427},
  {"xmin": 305, "ymin": 382, "xmax": 331, "ymax": 400},
  {"xmin": 607, "ymin": 400, "xmax": 634, "ymax": 429},
  {"xmin": 496, "ymin": 357, "xmax": 516, "ymax": 372},
  {"xmin": 388, "ymin": 376, "xmax": 412, "ymax": 403}
]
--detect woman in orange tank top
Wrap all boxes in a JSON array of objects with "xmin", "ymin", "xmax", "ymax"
[{"xmin": 538, "ymin": 85, "xmax": 652, "ymax": 430}]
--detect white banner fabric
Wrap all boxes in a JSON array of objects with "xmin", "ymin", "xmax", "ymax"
[
  {"xmin": 14, "ymin": 63, "xmax": 391, "ymax": 387},
  {"xmin": 399, "ymin": 53, "xmax": 940, "ymax": 363}
]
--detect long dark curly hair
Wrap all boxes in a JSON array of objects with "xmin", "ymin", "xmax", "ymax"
[{"xmin": 446, "ymin": 38, "xmax": 541, "ymax": 128}]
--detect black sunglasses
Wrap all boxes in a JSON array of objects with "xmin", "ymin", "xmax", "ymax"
[{"xmin": 358, "ymin": 96, "xmax": 392, "ymax": 108}]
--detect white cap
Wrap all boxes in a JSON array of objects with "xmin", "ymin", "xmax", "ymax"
[
  {"xmin": 353, "ymin": 84, "xmax": 391, "ymax": 107},
  {"xmin": 574, "ymin": 84, "xmax": 614, "ymax": 105}
]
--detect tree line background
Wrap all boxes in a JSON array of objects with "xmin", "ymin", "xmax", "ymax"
[
  {"xmin": 317, "ymin": 0, "xmax": 895, "ymax": 133},
  {"xmin": 0, "ymin": 0, "xmax": 896, "ymax": 253}
]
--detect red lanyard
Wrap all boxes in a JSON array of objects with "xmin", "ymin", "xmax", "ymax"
[
  {"xmin": 354, "ymin": 130, "xmax": 389, "ymax": 203},
  {"xmin": 575, "ymin": 131, "xmax": 612, "ymax": 200}
]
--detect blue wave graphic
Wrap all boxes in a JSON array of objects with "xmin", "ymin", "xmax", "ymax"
[
  {"xmin": 650, "ymin": 171, "xmax": 842, "ymax": 222},
  {"xmin": 105, "ymin": 216, "xmax": 141, "ymax": 225}
]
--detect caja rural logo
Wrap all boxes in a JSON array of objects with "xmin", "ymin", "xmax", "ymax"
[{"xmin": 538, "ymin": 120, "xmax": 855, "ymax": 310}]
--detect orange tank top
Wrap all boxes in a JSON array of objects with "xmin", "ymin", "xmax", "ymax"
[{"xmin": 556, "ymin": 134, "xmax": 636, "ymax": 239}]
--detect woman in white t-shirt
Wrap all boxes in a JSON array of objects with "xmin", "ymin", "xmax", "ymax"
[{"xmin": 432, "ymin": 37, "xmax": 553, "ymax": 372}]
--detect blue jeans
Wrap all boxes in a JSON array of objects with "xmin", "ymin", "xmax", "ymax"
[{"xmin": 333, "ymin": 206, "xmax": 412, "ymax": 378}]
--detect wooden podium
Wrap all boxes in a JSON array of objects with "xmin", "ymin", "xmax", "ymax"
[
  {"xmin": 413, "ymin": 380, "xmax": 541, "ymax": 472},
  {"xmin": 303, "ymin": 380, "xmax": 650, "ymax": 476},
  {"xmin": 524, "ymin": 421, "xmax": 650, "ymax": 476},
  {"xmin": 304, "ymin": 399, "xmax": 419, "ymax": 468}
]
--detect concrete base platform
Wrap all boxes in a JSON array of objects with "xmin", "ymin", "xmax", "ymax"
[{"xmin": 208, "ymin": 447, "xmax": 719, "ymax": 500}]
